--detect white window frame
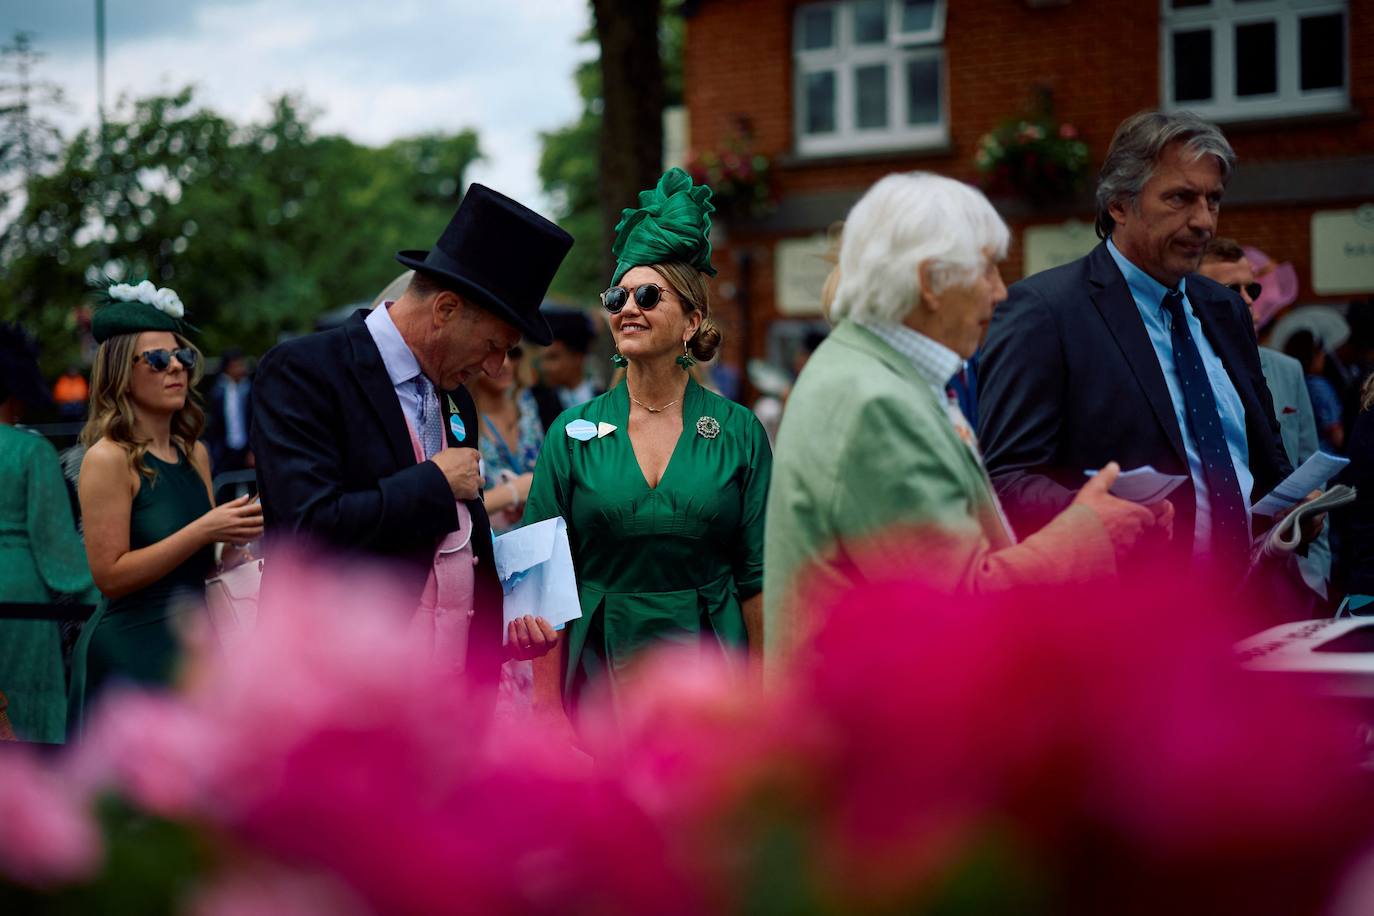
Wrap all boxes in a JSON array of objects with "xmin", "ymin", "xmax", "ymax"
[
  {"xmin": 1160, "ymin": 0, "xmax": 1349, "ymax": 121},
  {"xmin": 793, "ymin": 0, "xmax": 949, "ymax": 157}
]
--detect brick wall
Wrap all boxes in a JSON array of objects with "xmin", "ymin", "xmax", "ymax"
[{"xmin": 685, "ymin": 0, "xmax": 1373, "ymax": 363}]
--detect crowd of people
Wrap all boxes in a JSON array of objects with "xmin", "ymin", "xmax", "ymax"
[{"xmin": 1, "ymin": 107, "xmax": 1371, "ymax": 744}]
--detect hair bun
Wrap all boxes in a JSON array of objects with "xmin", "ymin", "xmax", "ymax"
[{"xmin": 689, "ymin": 319, "xmax": 722, "ymax": 363}]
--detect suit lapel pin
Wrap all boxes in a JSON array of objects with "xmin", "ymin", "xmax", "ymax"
[
  {"xmin": 597, "ymin": 422, "xmax": 617, "ymax": 438},
  {"xmin": 445, "ymin": 394, "xmax": 465, "ymax": 440}
]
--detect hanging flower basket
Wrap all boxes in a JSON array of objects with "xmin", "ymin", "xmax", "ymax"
[
  {"xmin": 975, "ymin": 114, "xmax": 1089, "ymax": 208},
  {"xmin": 686, "ymin": 137, "xmax": 775, "ymax": 224}
]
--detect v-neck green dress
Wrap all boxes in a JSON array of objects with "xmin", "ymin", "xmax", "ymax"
[{"xmin": 523, "ymin": 378, "xmax": 771, "ymax": 712}]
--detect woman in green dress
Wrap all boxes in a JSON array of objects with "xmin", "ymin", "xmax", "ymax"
[
  {"xmin": 69, "ymin": 282, "xmax": 263, "ymax": 736},
  {"xmin": 0, "ymin": 324, "xmax": 98, "ymax": 743},
  {"xmin": 524, "ymin": 168, "xmax": 772, "ymax": 719}
]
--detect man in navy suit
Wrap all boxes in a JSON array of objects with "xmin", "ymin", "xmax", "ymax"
[
  {"xmin": 252, "ymin": 185, "xmax": 574, "ymax": 684},
  {"xmin": 978, "ymin": 111, "xmax": 1297, "ymax": 575}
]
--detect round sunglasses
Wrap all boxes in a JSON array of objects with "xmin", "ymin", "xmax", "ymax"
[
  {"xmin": 134, "ymin": 347, "xmax": 198, "ymax": 372},
  {"xmin": 600, "ymin": 283, "xmax": 679, "ymax": 314},
  {"xmin": 1227, "ymin": 281, "xmax": 1263, "ymax": 301}
]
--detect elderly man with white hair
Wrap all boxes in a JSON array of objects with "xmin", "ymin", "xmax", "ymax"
[{"xmin": 763, "ymin": 172, "xmax": 1163, "ymax": 669}]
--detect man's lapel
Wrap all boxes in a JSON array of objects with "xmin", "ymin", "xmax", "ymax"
[
  {"xmin": 1087, "ymin": 243, "xmax": 1188, "ymax": 466},
  {"xmin": 343, "ymin": 312, "xmax": 414, "ymax": 469},
  {"xmin": 441, "ymin": 385, "xmax": 480, "ymax": 449}
]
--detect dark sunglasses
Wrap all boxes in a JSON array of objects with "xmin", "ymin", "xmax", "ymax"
[
  {"xmin": 134, "ymin": 347, "xmax": 197, "ymax": 372},
  {"xmin": 601, "ymin": 283, "xmax": 676, "ymax": 314},
  {"xmin": 1227, "ymin": 281, "xmax": 1262, "ymax": 301}
]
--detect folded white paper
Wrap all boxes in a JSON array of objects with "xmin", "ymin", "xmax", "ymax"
[
  {"xmin": 1251, "ymin": 451, "xmax": 1352, "ymax": 516},
  {"xmin": 492, "ymin": 517, "xmax": 581, "ymax": 643},
  {"xmin": 1083, "ymin": 465, "xmax": 1188, "ymax": 504}
]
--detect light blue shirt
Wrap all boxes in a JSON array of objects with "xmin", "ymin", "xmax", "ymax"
[
  {"xmin": 1106, "ymin": 238, "xmax": 1253, "ymax": 555},
  {"xmin": 364, "ymin": 302, "xmax": 426, "ymax": 436}
]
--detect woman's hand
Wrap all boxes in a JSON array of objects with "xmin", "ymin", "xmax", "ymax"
[
  {"xmin": 507, "ymin": 615, "xmax": 559, "ymax": 661},
  {"xmin": 196, "ymin": 495, "xmax": 264, "ymax": 547}
]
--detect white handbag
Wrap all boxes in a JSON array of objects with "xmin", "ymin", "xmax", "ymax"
[{"xmin": 204, "ymin": 556, "xmax": 263, "ymax": 651}]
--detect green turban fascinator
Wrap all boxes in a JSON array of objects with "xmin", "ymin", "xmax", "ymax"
[{"xmin": 610, "ymin": 167, "xmax": 717, "ymax": 286}]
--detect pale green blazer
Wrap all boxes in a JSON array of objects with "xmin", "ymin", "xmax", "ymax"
[{"xmin": 763, "ymin": 320, "xmax": 1114, "ymax": 668}]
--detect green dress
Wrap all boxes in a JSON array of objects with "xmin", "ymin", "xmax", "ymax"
[
  {"xmin": 68, "ymin": 448, "xmax": 213, "ymax": 737},
  {"xmin": 523, "ymin": 379, "xmax": 771, "ymax": 712},
  {"xmin": 0, "ymin": 425, "xmax": 99, "ymax": 743}
]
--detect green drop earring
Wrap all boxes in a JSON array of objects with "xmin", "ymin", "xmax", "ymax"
[
  {"xmin": 611, "ymin": 351, "xmax": 629, "ymax": 369},
  {"xmin": 676, "ymin": 341, "xmax": 696, "ymax": 371}
]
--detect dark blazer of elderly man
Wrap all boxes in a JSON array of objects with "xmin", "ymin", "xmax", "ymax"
[
  {"xmin": 978, "ymin": 111, "xmax": 1293, "ymax": 576},
  {"xmin": 764, "ymin": 171, "xmax": 1162, "ymax": 671}
]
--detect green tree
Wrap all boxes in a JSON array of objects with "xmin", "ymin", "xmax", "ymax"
[
  {"xmin": 0, "ymin": 87, "xmax": 481, "ymax": 373},
  {"xmin": 0, "ymin": 31, "xmax": 67, "ymax": 216},
  {"xmin": 538, "ymin": 2, "xmax": 684, "ymax": 306}
]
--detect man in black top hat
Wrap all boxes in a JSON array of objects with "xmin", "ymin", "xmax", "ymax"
[{"xmin": 252, "ymin": 184, "xmax": 574, "ymax": 688}]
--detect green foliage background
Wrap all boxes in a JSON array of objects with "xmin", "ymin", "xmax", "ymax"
[
  {"xmin": 0, "ymin": 86, "xmax": 481, "ymax": 374},
  {"xmin": 537, "ymin": 6, "xmax": 683, "ymax": 308}
]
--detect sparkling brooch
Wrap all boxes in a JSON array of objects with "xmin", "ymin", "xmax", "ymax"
[{"xmin": 696, "ymin": 416, "xmax": 720, "ymax": 439}]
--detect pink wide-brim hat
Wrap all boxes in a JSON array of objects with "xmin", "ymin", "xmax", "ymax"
[{"xmin": 1244, "ymin": 246, "xmax": 1300, "ymax": 330}]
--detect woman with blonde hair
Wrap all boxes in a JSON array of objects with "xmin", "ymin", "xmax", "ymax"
[
  {"xmin": 524, "ymin": 168, "xmax": 772, "ymax": 721},
  {"xmin": 69, "ymin": 281, "xmax": 262, "ymax": 734}
]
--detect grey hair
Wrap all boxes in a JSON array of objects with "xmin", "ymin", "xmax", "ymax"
[
  {"xmin": 831, "ymin": 172, "xmax": 1009, "ymax": 325},
  {"xmin": 1095, "ymin": 110, "xmax": 1236, "ymax": 239}
]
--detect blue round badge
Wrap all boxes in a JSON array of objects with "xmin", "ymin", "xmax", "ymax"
[{"xmin": 449, "ymin": 413, "xmax": 466, "ymax": 441}]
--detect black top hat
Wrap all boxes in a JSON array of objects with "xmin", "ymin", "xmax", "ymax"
[{"xmin": 396, "ymin": 184, "xmax": 573, "ymax": 346}]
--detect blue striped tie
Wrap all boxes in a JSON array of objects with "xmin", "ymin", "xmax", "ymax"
[{"xmin": 1161, "ymin": 290, "xmax": 1250, "ymax": 565}]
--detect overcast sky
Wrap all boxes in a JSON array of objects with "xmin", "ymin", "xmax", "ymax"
[{"xmin": 4, "ymin": 0, "xmax": 595, "ymax": 215}]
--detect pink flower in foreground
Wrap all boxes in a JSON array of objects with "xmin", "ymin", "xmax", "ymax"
[
  {"xmin": 66, "ymin": 688, "xmax": 223, "ymax": 818},
  {"xmin": 579, "ymin": 647, "xmax": 805, "ymax": 818},
  {"xmin": 779, "ymin": 555, "xmax": 1374, "ymax": 912},
  {"xmin": 0, "ymin": 747, "xmax": 101, "ymax": 886},
  {"xmin": 65, "ymin": 552, "xmax": 696, "ymax": 916},
  {"xmin": 188, "ymin": 863, "xmax": 372, "ymax": 916},
  {"xmin": 230, "ymin": 717, "xmax": 699, "ymax": 916}
]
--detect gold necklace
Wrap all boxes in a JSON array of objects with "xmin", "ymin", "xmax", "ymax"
[{"xmin": 628, "ymin": 392, "xmax": 681, "ymax": 414}]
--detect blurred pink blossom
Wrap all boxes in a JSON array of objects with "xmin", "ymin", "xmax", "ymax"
[
  {"xmin": 188, "ymin": 864, "xmax": 373, "ymax": 916},
  {"xmin": 775, "ymin": 557, "xmax": 1373, "ymax": 912},
  {"xmin": 19, "ymin": 547, "xmax": 1372, "ymax": 915},
  {"xmin": 0, "ymin": 747, "xmax": 101, "ymax": 886},
  {"xmin": 66, "ymin": 688, "xmax": 222, "ymax": 818},
  {"xmin": 71, "ymin": 552, "xmax": 699, "ymax": 916}
]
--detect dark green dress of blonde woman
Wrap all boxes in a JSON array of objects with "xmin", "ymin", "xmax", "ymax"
[
  {"xmin": 66, "ymin": 282, "xmax": 263, "ymax": 737},
  {"xmin": 68, "ymin": 448, "xmax": 215, "ymax": 730},
  {"xmin": 524, "ymin": 168, "xmax": 772, "ymax": 715}
]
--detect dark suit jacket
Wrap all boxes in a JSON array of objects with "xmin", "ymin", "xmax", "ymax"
[
  {"xmin": 251, "ymin": 310, "xmax": 504, "ymax": 684},
  {"xmin": 977, "ymin": 241, "xmax": 1292, "ymax": 559},
  {"xmin": 205, "ymin": 374, "xmax": 252, "ymax": 470}
]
